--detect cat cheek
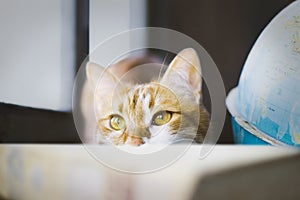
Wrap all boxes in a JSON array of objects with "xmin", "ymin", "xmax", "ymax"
[
  {"xmin": 107, "ymin": 131, "xmax": 126, "ymax": 145},
  {"xmin": 149, "ymin": 125, "xmax": 173, "ymax": 138},
  {"xmin": 149, "ymin": 126, "xmax": 164, "ymax": 137},
  {"xmin": 148, "ymin": 126, "xmax": 176, "ymax": 144}
]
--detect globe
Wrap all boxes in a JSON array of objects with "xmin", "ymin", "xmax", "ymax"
[{"xmin": 228, "ymin": 1, "xmax": 300, "ymax": 146}]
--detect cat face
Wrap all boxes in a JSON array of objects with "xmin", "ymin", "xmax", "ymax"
[{"xmin": 86, "ymin": 48, "xmax": 208, "ymax": 146}]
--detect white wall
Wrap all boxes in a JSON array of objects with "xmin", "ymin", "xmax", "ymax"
[
  {"xmin": 0, "ymin": 0, "xmax": 146, "ymax": 111},
  {"xmin": 0, "ymin": 0, "xmax": 75, "ymax": 111},
  {"xmin": 89, "ymin": 0, "xmax": 147, "ymax": 64}
]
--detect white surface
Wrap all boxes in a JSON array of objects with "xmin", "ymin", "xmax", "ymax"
[
  {"xmin": 0, "ymin": 144, "xmax": 299, "ymax": 200},
  {"xmin": 0, "ymin": 0, "xmax": 75, "ymax": 111},
  {"xmin": 226, "ymin": 87, "xmax": 239, "ymax": 117}
]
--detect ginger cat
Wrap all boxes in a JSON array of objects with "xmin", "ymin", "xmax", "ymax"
[{"xmin": 81, "ymin": 48, "xmax": 209, "ymax": 146}]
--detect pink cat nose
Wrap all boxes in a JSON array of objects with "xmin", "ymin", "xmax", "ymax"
[{"xmin": 127, "ymin": 136, "xmax": 145, "ymax": 146}]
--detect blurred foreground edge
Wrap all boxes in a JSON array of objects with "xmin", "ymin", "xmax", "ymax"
[
  {"xmin": 0, "ymin": 145, "xmax": 299, "ymax": 200},
  {"xmin": 191, "ymin": 153, "xmax": 300, "ymax": 200}
]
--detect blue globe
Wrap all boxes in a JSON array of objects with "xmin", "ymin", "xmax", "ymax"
[{"xmin": 229, "ymin": 1, "xmax": 300, "ymax": 146}]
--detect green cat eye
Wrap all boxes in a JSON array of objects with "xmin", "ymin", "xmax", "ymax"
[
  {"xmin": 152, "ymin": 111, "xmax": 172, "ymax": 126},
  {"xmin": 110, "ymin": 115, "xmax": 125, "ymax": 130}
]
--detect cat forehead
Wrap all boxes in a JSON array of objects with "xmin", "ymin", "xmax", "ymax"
[
  {"xmin": 126, "ymin": 84, "xmax": 157, "ymax": 110},
  {"xmin": 121, "ymin": 82, "xmax": 180, "ymax": 112},
  {"xmin": 126, "ymin": 83, "xmax": 170, "ymax": 104},
  {"xmin": 130, "ymin": 84, "xmax": 156, "ymax": 97}
]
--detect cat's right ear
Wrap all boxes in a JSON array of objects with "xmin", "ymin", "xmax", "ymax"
[
  {"xmin": 86, "ymin": 62, "xmax": 104, "ymax": 89},
  {"xmin": 86, "ymin": 62, "xmax": 119, "ymax": 91}
]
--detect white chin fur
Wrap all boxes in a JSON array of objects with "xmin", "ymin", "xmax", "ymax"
[{"xmin": 147, "ymin": 126, "xmax": 176, "ymax": 144}]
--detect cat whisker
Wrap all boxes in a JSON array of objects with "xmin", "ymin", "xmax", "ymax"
[{"xmin": 158, "ymin": 53, "xmax": 168, "ymax": 80}]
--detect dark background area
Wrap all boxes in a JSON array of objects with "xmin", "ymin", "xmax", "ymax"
[{"xmin": 0, "ymin": 0, "xmax": 294, "ymax": 143}]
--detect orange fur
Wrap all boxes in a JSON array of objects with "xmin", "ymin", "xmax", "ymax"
[{"xmin": 82, "ymin": 48, "xmax": 210, "ymax": 145}]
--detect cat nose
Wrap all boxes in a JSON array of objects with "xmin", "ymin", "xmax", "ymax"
[
  {"xmin": 126, "ymin": 126, "xmax": 150, "ymax": 146},
  {"xmin": 127, "ymin": 136, "xmax": 144, "ymax": 146},
  {"xmin": 132, "ymin": 126, "xmax": 151, "ymax": 138}
]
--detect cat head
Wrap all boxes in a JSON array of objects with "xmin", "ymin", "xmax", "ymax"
[{"xmin": 86, "ymin": 48, "xmax": 207, "ymax": 146}]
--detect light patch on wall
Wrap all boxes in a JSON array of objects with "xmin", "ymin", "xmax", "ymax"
[
  {"xmin": 0, "ymin": 0, "xmax": 75, "ymax": 111},
  {"xmin": 89, "ymin": 0, "xmax": 147, "ymax": 65}
]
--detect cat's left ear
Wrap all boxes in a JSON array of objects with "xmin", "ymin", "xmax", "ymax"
[
  {"xmin": 86, "ymin": 62, "xmax": 105, "ymax": 89},
  {"xmin": 86, "ymin": 62, "xmax": 119, "ymax": 88},
  {"xmin": 161, "ymin": 48, "xmax": 202, "ymax": 103},
  {"xmin": 86, "ymin": 62, "xmax": 119, "ymax": 91}
]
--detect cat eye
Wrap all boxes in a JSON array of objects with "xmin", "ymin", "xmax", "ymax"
[
  {"xmin": 110, "ymin": 115, "xmax": 125, "ymax": 130},
  {"xmin": 152, "ymin": 111, "xmax": 172, "ymax": 126}
]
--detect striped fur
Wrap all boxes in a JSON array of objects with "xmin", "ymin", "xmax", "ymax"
[{"xmin": 84, "ymin": 48, "xmax": 210, "ymax": 146}]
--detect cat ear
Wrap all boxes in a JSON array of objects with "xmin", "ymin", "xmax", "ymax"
[
  {"xmin": 86, "ymin": 62, "xmax": 123, "ymax": 116},
  {"xmin": 86, "ymin": 62, "xmax": 119, "ymax": 91},
  {"xmin": 86, "ymin": 62, "xmax": 104, "ymax": 89},
  {"xmin": 161, "ymin": 48, "xmax": 202, "ymax": 103}
]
